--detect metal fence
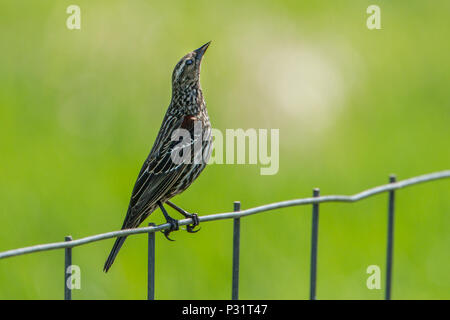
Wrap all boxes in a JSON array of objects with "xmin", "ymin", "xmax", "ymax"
[{"xmin": 0, "ymin": 170, "xmax": 449, "ymax": 300}]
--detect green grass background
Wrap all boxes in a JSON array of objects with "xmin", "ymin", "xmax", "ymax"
[{"xmin": 0, "ymin": 0, "xmax": 449, "ymax": 299}]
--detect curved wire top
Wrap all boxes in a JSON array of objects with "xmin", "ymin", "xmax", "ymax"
[{"xmin": 0, "ymin": 170, "xmax": 448, "ymax": 260}]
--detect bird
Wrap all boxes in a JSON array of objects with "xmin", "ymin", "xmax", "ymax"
[{"xmin": 103, "ymin": 42, "xmax": 213, "ymax": 272}]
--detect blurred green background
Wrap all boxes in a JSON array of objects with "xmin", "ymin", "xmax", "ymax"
[{"xmin": 0, "ymin": 0, "xmax": 449, "ymax": 300}]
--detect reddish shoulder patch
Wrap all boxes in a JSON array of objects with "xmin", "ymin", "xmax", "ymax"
[{"xmin": 181, "ymin": 115, "xmax": 198, "ymax": 130}]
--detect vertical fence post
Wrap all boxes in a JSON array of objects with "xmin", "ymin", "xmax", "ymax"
[
  {"xmin": 310, "ymin": 188, "xmax": 320, "ymax": 300},
  {"xmin": 385, "ymin": 174, "xmax": 396, "ymax": 300},
  {"xmin": 64, "ymin": 235, "xmax": 72, "ymax": 300},
  {"xmin": 148, "ymin": 223, "xmax": 156, "ymax": 300},
  {"xmin": 232, "ymin": 201, "xmax": 241, "ymax": 300}
]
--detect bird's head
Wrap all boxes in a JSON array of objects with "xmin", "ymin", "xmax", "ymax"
[{"xmin": 172, "ymin": 41, "xmax": 210, "ymax": 88}]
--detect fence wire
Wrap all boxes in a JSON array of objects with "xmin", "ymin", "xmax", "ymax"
[
  {"xmin": 0, "ymin": 170, "xmax": 448, "ymax": 260},
  {"xmin": 1, "ymin": 170, "xmax": 450, "ymax": 300}
]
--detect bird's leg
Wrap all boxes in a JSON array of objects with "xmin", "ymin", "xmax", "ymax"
[
  {"xmin": 158, "ymin": 201, "xmax": 179, "ymax": 241},
  {"xmin": 166, "ymin": 201, "xmax": 200, "ymax": 233}
]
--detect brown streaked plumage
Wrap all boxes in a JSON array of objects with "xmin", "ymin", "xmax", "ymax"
[{"xmin": 103, "ymin": 42, "xmax": 212, "ymax": 272}]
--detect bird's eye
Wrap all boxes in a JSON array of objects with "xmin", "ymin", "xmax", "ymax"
[{"xmin": 186, "ymin": 59, "xmax": 193, "ymax": 65}]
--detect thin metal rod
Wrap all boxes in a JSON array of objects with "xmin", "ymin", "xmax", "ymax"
[
  {"xmin": 310, "ymin": 188, "xmax": 320, "ymax": 300},
  {"xmin": 232, "ymin": 201, "xmax": 241, "ymax": 300},
  {"xmin": 64, "ymin": 235, "xmax": 72, "ymax": 300},
  {"xmin": 147, "ymin": 223, "xmax": 156, "ymax": 300},
  {"xmin": 385, "ymin": 175, "xmax": 396, "ymax": 300},
  {"xmin": 0, "ymin": 170, "xmax": 449, "ymax": 260}
]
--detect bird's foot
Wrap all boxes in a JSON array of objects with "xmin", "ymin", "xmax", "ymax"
[
  {"xmin": 162, "ymin": 216, "xmax": 179, "ymax": 241},
  {"xmin": 164, "ymin": 201, "xmax": 201, "ymax": 234},
  {"xmin": 185, "ymin": 213, "xmax": 200, "ymax": 233}
]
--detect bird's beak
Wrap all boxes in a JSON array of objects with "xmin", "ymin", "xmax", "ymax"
[{"xmin": 194, "ymin": 41, "xmax": 211, "ymax": 61}]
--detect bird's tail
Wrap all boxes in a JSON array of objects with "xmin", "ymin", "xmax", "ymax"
[{"xmin": 103, "ymin": 236, "xmax": 127, "ymax": 273}]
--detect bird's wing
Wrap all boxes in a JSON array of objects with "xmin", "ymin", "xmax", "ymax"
[{"xmin": 120, "ymin": 114, "xmax": 201, "ymax": 229}]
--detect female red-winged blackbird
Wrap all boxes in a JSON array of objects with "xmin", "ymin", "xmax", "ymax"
[{"xmin": 104, "ymin": 42, "xmax": 212, "ymax": 272}]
